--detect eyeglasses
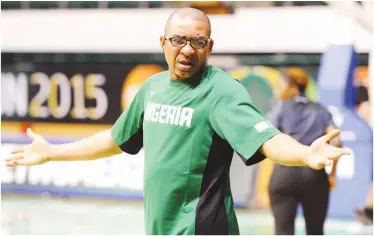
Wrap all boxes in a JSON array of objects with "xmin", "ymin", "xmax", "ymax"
[{"xmin": 164, "ymin": 35, "xmax": 210, "ymax": 49}]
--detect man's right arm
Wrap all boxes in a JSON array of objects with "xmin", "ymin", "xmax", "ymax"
[
  {"xmin": 48, "ymin": 75, "xmax": 153, "ymax": 162},
  {"xmin": 40, "ymin": 76, "xmax": 150, "ymax": 163},
  {"xmin": 47, "ymin": 129, "xmax": 122, "ymax": 162},
  {"xmin": 6, "ymin": 76, "xmax": 148, "ymax": 167},
  {"xmin": 6, "ymin": 128, "xmax": 122, "ymax": 167}
]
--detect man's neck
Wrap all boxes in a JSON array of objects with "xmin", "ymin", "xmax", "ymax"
[
  {"xmin": 169, "ymin": 65, "xmax": 209, "ymax": 88},
  {"xmin": 170, "ymin": 65, "xmax": 208, "ymax": 81}
]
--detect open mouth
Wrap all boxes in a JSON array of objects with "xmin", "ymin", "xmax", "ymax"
[
  {"xmin": 178, "ymin": 60, "xmax": 194, "ymax": 71},
  {"xmin": 179, "ymin": 61, "xmax": 193, "ymax": 66}
]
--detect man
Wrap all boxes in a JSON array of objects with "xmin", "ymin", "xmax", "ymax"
[
  {"xmin": 6, "ymin": 8, "xmax": 351, "ymax": 235},
  {"xmin": 268, "ymin": 68, "xmax": 341, "ymax": 235}
]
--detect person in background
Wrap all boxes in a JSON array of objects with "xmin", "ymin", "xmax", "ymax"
[
  {"xmin": 354, "ymin": 66, "xmax": 371, "ymax": 124},
  {"xmin": 353, "ymin": 66, "xmax": 373, "ymax": 225},
  {"xmin": 268, "ymin": 67, "xmax": 342, "ymax": 235}
]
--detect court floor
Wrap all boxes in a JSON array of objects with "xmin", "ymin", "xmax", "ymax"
[{"xmin": 1, "ymin": 194, "xmax": 372, "ymax": 235}]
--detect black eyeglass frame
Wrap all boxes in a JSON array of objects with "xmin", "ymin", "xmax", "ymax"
[{"xmin": 164, "ymin": 35, "xmax": 211, "ymax": 49}]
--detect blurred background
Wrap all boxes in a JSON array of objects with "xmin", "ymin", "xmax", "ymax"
[{"xmin": 1, "ymin": 1, "xmax": 373, "ymax": 235}]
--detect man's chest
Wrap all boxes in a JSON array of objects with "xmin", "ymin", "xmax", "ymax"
[
  {"xmin": 142, "ymin": 87, "xmax": 211, "ymax": 134},
  {"xmin": 140, "ymin": 85, "xmax": 215, "ymax": 172}
]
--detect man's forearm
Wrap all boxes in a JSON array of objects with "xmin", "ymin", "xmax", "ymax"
[
  {"xmin": 47, "ymin": 129, "xmax": 122, "ymax": 162},
  {"xmin": 261, "ymin": 133, "xmax": 310, "ymax": 166}
]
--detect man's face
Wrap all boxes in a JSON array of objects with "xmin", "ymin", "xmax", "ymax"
[{"xmin": 160, "ymin": 17, "xmax": 213, "ymax": 80}]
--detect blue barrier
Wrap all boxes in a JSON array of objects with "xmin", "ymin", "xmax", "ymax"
[{"xmin": 317, "ymin": 45, "xmax": 373, "ymax": 218}]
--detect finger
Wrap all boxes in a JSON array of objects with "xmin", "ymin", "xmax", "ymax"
[
  {"xmin": 328, "ymin": 145, "xmax": 352, "ymax": 154},
  {"xmin": 14, "ymin": 159, "xmax": 33, "ymax": 166},
  {"xmin": 328, "ymin": 152, "xmax": 342, "ymax": 160},
  {"xmin": 322, "ymin": 129, "xmax": 340, "ymax": 142},
  {"xmin": 10, "ymin": 145, "xmax": 27, "ymax": 154},
  {"xmin": 327, "ymin": 149, "xmax": 352, "ymax": 160},
  {"xmin": 27, "ymin": 128, "xmax": 39, "ymax": 141},
  {"xmin": 4, "ymin": 152, "xmax": 24, "ymax": 162},
  {"xmin": 10, "ymin": 153, "xmax": 24, "ymax": 161},
  {"xmin": 341, "ymin": 148, "xmax": 352, "ymax": 156},
  {"xmin": 6, "ymin": 160, "xmax": 18, "ymax": 167}
]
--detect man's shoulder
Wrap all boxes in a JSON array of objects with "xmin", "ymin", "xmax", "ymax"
[
  {"xmin": 147, "ymin": 70, "xmax": 169, "ymax": 83},
  {"xmin": 139, "ymin": 70, "xmax": 169, "ymax": 89},
  {"xmin": 209, "ymin": 65, "xmax": 245, "ymax": 96}
]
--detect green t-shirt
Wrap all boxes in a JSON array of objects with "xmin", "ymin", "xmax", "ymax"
[{"xmin": 111, "ymin": 65, "xmax": 280, "ymax": 235}]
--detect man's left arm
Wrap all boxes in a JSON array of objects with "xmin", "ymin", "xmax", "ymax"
[
  {"xmin": 261, "ymin": 129, "xmax": 349, "ymax": 170},
  {"xmin": 260, "ymin": 133, "xmax": 310, "ymax": 166},
  {"xmin": 209, "ymin": 80, "xmax": 350, "ymax": 169}
]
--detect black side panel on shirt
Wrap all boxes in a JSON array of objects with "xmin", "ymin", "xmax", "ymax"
[
  {"xmin": 240, "ymin": 151, "xmax": 266, "ymax": 166},
  {"xmin": 119, "ymin": 129, "xmax": 143, "ymax": 155},
  {"xmin": 195, "ymin": 133, "xmax": 233, "ymax": 235}
]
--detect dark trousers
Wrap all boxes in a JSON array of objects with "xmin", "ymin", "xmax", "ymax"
[{"xmin": 269, "ymin": 165, "xmax": 330, "ymax": 235}]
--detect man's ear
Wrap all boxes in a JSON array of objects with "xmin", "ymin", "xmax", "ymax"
[
  {"xmin": 160, "ymin": 35, "xmax": 165, "ymax": 52},
  {"xmin": 206, "ymin": 39, "xmax": 214, "ymax": 61},
  {"xmin": 209, "ymin": 39, "xmax": 214, "ymax": 53}
]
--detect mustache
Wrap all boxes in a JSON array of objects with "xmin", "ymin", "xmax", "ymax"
[{"xmin": 177, "ymin": 57, "xmax": 196, "ymax": 64}]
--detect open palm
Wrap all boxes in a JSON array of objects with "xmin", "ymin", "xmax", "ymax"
[
  {"xmin": 5, "ymin": 128, "xmax": 51, "ymax": 167},
  {"xmin": 307, "ymin": 129, "xmax": 351, "ymax": 170}
]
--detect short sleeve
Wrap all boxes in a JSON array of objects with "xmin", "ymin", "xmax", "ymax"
[
  {"xmin": 209, "ymin": 85, "xmax": 281, "ymax": 166},
  {"xmin": 111, "ymin": 82, "xmax": 149, "ymax": 154}
]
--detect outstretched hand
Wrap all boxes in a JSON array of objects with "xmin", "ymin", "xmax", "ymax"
[
  {"xmin": 5, "ymin": 128, "xmax": 51, "ymax": 167},
  {"xmin": 306, "ymin": 129, "xmax": 351, "ymax": 170}
]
